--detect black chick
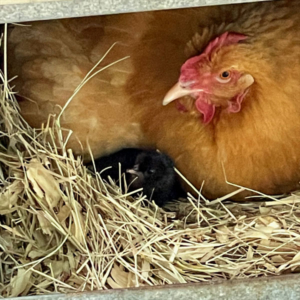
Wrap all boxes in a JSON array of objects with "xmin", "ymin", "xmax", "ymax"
[{"xmin": 87, "ymin": 148, "xmax": 185, "ymax": 206}]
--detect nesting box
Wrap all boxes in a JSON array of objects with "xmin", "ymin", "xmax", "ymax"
[{"xmin": 1, "ymin": 0, "xmax": 300, "ymax": 299}]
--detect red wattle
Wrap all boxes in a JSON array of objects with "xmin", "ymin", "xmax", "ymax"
[
  {"xmin": 195, "ymin": 97, "xmax": 216, "ymax": 124},
  {"xmin": 175, "ymin": 100, "xmax": 188, "ymax": 113},
  {"xmin": 227, "ymin": 90, "xmax": 248, "ymax": 113}
]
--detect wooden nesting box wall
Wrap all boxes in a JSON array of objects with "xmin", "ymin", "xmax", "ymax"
[{"xmin": 1, "ymin": 1, "xmax": 300, "ymax": 300}]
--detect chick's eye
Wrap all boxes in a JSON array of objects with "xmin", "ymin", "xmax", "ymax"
[
  {"xmin": 220, "ymin": 71, "xmax": 230, "ymax": 79},
  {"xmin": 148, "ymin": 169, "xmax": 155, "ymax": 174}
]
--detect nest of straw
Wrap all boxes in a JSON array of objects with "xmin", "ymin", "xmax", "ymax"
[{"xmin": 1, "ymin": 25, "xmax": 300, "ymax": 298}]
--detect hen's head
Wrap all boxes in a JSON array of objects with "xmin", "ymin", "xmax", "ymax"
[{"xmin": 163, "ymin": 32, "xmax": 254, "ymax": 123}]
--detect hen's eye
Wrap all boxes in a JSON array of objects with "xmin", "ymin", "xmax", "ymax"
[
  {"xmin": 220, "ymin": 71, "xmax": 230, "ymax": 79},
  {"xmin": 148, "ymin": 169, "xmax": 155, "ymax": 174}
]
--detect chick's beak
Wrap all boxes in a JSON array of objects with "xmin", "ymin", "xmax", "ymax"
[
  {"xmin": 162, "ymin": 82, "xmax": 203, "ymax": 106},
  {"xmin": 126, "ymin": 169, "xmax": 142, "ymax": 177},
  {"xmin": 126, "ymin": 169, "xmax": 144, "ymax": 189}
]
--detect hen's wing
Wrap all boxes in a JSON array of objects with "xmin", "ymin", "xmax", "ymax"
[{"xmin": 8, "ymin": 15, "xmax": 151, "ymax": 159}]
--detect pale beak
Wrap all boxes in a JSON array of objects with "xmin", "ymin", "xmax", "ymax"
[
  {"xmin": 162, "ymin": 82, "xmax": 203, "ymax": 106},
  {"xmin": 126, "ymin": 169, "xmax": 141, "ymax": 177}
]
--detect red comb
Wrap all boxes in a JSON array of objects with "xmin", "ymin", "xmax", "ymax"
[
  {"xmin": 180, "ymin": 32, "xmax": 247, "ymax": 83},
  {"xmin": 203, "ymin": 32, "xmax": 247, "ymax": 56}
]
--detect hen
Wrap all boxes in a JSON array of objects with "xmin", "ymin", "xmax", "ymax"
[{"xmin": 7, "ymin": 0, "xmax": 300, "ymax": 199}]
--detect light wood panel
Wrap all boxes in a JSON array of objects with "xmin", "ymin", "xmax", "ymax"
[{"xmin": 0, "ymin": 0, "xmax": 69, "ymax": 5}]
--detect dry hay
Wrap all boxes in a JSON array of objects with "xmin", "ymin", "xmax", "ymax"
[{"xmin": 1, "ymin": 24, "xmax": 300, "ymax": 298}]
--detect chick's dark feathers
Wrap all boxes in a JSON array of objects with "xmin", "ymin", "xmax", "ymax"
[{"xmin": 88, "ymin": 148, "xmax": 185, "ymax": 206}]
